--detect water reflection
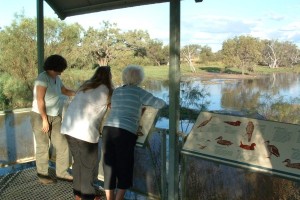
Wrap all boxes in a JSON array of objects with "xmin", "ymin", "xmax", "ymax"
[
  {"xmin": 144, "ymin": 73, "xmax": 300, "ymax": 129},
  {"xmin": 146, "ymin": 73, "xmax": 300, "ymax": 110}
]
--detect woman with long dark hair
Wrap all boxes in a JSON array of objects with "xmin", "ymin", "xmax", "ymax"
[{"xmin": 61, "ymin": 66, "xmax": 113, "ymax": 200}]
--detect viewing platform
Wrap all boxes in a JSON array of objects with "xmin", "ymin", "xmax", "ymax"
[
  {"xmin": 0, "ymin": 164, "xmax": 84, "ymax": 200},
  {"xmin": 1, "ymin": 109, "xmax": 300, "ymax": 200}
]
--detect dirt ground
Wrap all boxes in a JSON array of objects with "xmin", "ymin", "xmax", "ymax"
[{"xmin": 181, "ymin": 72, "xmax": 265, "ymax": 80}]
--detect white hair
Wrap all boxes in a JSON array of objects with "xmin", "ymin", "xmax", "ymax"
[{"xmin": 122, "ymin": 65, "xmax": 145, "ymax": 85}]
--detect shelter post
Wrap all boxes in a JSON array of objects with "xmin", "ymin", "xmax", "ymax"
[
  {"xmin": 168, "ymin": 0, "xmax": 181, "ymax": 199},
  {"xmin": 37, "ymin": 0, "xmax": 44, "ymax": 74}
]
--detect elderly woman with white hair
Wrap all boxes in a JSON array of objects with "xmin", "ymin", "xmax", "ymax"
[{"xmin": 101, "ymin": 65, "xmax": 166, "ymax": 200}]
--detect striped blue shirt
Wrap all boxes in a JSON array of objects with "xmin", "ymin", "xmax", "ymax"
[{"xmin": 104, "ymin": 85, "xmax": 166, "ymax": 134}]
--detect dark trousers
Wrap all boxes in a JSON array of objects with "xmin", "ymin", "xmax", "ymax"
[
  {"xmin": 66, "ymin": 135, "xmax": 98, "ymax": 200},
  {"xmin": 102, "ymin": 126, "xmax": 137, "ymax": 190}
]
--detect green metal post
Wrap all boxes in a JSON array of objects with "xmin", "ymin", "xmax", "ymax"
[
  {"xmin": 161, "ymin": 130, "xmax": 167, "ymax": 199},
  {"xmin": 37, "ymin": 0, "xmax": 44, "ymax": 74},
  {"xmin": 181, "ymin": 155, "xmax": 186, "ymax": 200},
  {"xmin": 168, "ymin": 0, "xmax": 180, "ymax": 199}
]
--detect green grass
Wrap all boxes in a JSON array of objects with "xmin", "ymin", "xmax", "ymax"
[
  {"xmin": 196, "ymin": 63, "xmax": 300, "ymax": 75},
  {"xmin": 143, "ymin": 65, "xmax": 169, "ymax": 80},
  {"xmin": 143, "ymin": 64, "xmax": 213, "ymax": 80},
  {"xmin": 253, "ymin": 65, "xmax": 300, "ymax": 74},
  {"xmin": 61, "ymin": 64, "xmax": 300, "ymax": 87}
]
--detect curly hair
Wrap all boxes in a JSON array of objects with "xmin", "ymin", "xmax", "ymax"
[
  {"xmin": 43, "ymin": 54, "xmax": 67, "ymax": 72},
  {"xmin": 122, "ymin": 65, "xmax": 145, "ymax": 86}
]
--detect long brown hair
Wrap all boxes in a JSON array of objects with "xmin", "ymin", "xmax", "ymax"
[{"xmin": 77, "ymin": 66, "xmax": 114, "ymax": 97}]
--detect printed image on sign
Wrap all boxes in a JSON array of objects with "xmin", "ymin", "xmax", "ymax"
[{"xmin": 182, "ymin": 112, "xmax": 300, "ymax": 181}]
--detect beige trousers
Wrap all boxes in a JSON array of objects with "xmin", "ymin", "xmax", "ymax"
[{"xmin": 30, "ymin": 112, "xmax": 71, "ymax": 177}]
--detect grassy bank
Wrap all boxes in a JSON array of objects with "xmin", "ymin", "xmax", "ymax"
[{"xmin": 62, "ymin": 64, "xmax": 300, "ymax": 88}]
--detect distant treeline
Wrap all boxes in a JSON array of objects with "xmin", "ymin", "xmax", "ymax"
[{"xmin": 0, "ymin": 14, "xmax": 299, "ymax": 110}]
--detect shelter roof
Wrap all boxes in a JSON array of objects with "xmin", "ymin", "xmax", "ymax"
[{"xmin": 45, "ymin": 0, "xmax": 170, "ymax": 20}]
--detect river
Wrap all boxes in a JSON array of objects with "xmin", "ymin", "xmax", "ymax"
[{"xmin": 144, "ymin": 73, "xmax": 300, "ymax": 131}]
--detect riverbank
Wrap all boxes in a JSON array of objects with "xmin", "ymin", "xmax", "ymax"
[
  {"xmin": 181, "ymin": 71, "xmax": 265, "ymax": 81},
  {"xmin": 143, "ymin": 64, "xmax": 300, "ymax": 81},
  {"xmin": 62, "ymin": 65, "xmax": 300, "ymax": 84}
]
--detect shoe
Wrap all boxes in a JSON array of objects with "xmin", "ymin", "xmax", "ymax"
[
  {"xmin": 93, "ymin": 179, "xmax": 104, "ymax": 191},
  {"xmin": 56, "ymin": 174, "xmax": 73, "ymax": 182},
  {"xmin": 37, "ymin": 173, "xmax": 57, "ymax": 185}
]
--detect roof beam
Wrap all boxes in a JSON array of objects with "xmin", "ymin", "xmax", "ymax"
[{"xmin": 45, "ymin": 0, "xmax": 169, "ymax": 20}]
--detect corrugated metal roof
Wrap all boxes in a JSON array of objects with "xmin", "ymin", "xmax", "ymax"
[{"xmin": 44, "ymin": 0, "xmax": 170, "ymax": 20}]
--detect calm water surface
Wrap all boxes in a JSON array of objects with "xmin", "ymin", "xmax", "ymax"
[{"xmin": 144, "ymin": 73, "xmax": 300, "ymax": 131}]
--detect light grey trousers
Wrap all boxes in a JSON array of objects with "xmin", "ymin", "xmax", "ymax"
[
  {"xmin": 30, "ymin": 111, "xmax": 71, "ymax": 177},
  {"xmin": 66, "ymin": 135, "xmax": 98, "ymax": 199}
]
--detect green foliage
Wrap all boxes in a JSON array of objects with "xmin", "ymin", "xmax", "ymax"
[
  {"xmin": 0, "ymin": 73, "xmax": 32, "ymax": 110},
  {"xmin": 81, "ymin": 21, "xmax": 122, "ymax": 66},
  {"xmin": 146, "ymin": 40, "xmax": 169, "ymax": 66},
  {"xmin": 199, "ymin": 45, "xmax": 215, "ymax": 64},
  {"xmin": 43, "ymin": 18, "xmax": 85, "ymax": 69},
  {"xmin": 222, "ymin": 36, "xmax": 263, "ymax": 74},
  {"xmin": 261, "ymin": 39, "xmax": 299, "ymax": 68},
  {"xmin": 0, "ymin": 15, "xmax": 37, "ymax": 88},
  {"xmin": 0, "ymin": 13, "xmax": 300, "ymax": 110},
  {"xmin": 180, "ymin": 82, "xmax": 210, "ymax": 132},
  {"xmin": 258, "ymin": 95, "xmax": 300, "ymax": 124}
]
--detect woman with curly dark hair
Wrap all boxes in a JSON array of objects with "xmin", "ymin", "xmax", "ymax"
[{"xmin": 31, "ymin": 54, "xmax": 75, "ymax": 184}]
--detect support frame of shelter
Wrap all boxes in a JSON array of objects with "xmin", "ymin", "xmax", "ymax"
[{"xmin": 181, "ymin": 111, "xmax": 300, "ymax": 181}]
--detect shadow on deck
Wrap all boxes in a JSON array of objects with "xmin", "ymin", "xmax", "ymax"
[{"xmin": 0, "ymin": 165, "xmax": 106, "ymax": 200}]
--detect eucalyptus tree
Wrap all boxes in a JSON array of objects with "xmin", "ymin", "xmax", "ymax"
[
  {"xmin": 0, "ymin": 14, "xmax": 83, "ymax": 109},
  {"xmin": 181, "ymin": 44, "xmax": 202, "ymax": 72},
  {"xmin": 44, "ymin": 18, "xmax": 84, "ymax": 69},
  {"xmin": 222, "ymin": 36, "xmax": 262, "ymax": 75},
  {"xmin": 121, "ymin": 29, "xmax": 154, "ymax": 66},
  {"xmin": 0, "ymin": 14, "xmax": 36, "ymax": 90},
  {"xmin": 0, "ymin": 14, "xmax": 37, "ymax": 108},
  {"xmin": 261, "ymin": 39, "xmax": 300, "ymax": 68},
  {"xmin": 145, "ymin": 39, "xmax": 169, "ymax": 66},
  {"xmin": 81, "ymin": 21, "xmax": 122, "ymax": 66},
  {"xmin": 81, "ymin": 21, "xmax": 161, "ymax": 68},
  {"xmin": 199, "ymin": 45, "xmax": 215, "ymax": 64}
]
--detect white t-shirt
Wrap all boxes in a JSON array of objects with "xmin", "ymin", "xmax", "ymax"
[
  {"xmin": 32, "ymin": 71, "xmax": 64, "ymax": 116},
  {"xmin": 61, "ymin": 84, "xmax": 109, "ymax": 143}
]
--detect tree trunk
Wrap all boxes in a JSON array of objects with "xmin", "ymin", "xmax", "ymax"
[{"xmin": 189, "ymin": 60, "xmax": 196, "ymax": 73}]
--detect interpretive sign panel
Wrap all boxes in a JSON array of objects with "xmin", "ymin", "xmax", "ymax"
[
  {"xmin": 182, "ymin": 111, "xmax": 300, "ymax": 181},
  {"xmin": 135, "ymin": 106, "xmax": 159, "ymax": 147}
]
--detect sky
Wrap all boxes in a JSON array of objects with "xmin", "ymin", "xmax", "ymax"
[{"xmin": 1, "ymin": 0, "xmax": 300, "ymax": 52}]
